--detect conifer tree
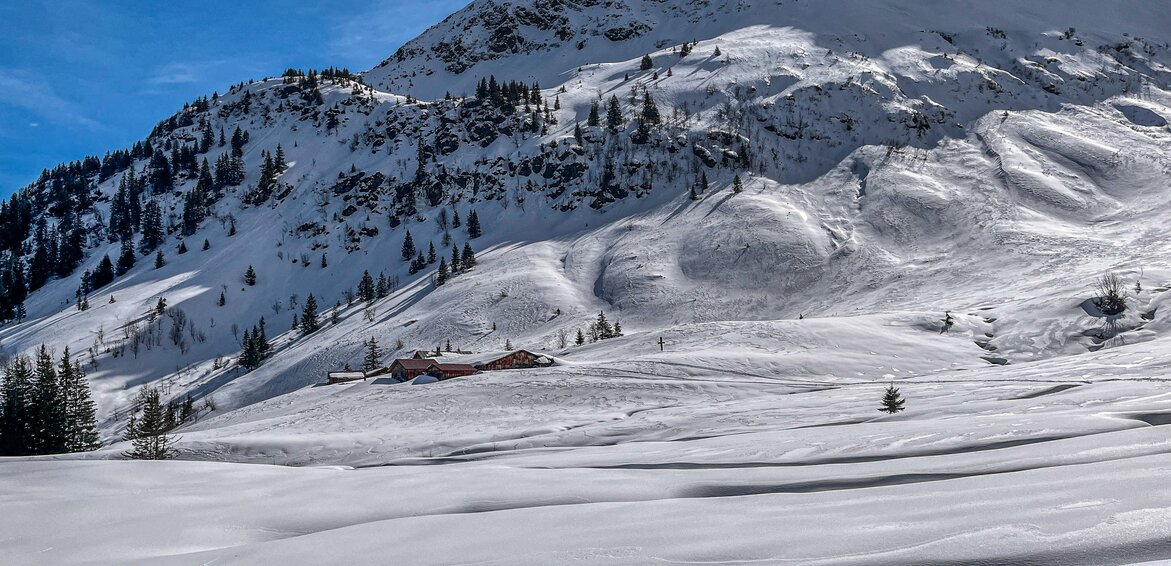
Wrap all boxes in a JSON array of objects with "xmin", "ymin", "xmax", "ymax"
[
  {"xmin": 640, "ymin": 54, "xmax": 654, "ymax": 70},
  {"xmin": 0, "ymin": 356, "xmax": 35, "ymax": 456},
  {"xmin": 451, "ymin": 244, "xmax": 462, "ymax": 271},
  {"xmin": 606, "ymin": 95, "xmax": 623, "ymax": 133},
  {"xmin": 92, "ymin": 255, "xmax": 116, "ymax": 289},
  {"xmin": 401, "ymin": 230, "xmax": 416, "ymax": 260},
  {"xmin": 575, "ymin": 328, "xmax": 585, "ymax": 346},
  {"xmin": 879, "ymin": 384, "xmax": 906, "ymax": 414},
  {"xmin": 357, "ymin": 270, "xmax": 375, "ymax": 302},
  {"xmin": 733, "ymin": 174, "xmax": 743, "ymax": 193},
  {"xmin": 376, "ymin": 273, "xmax": 390, "ymax": 298},
  {"xmin": 177, "ymin": 241, "xmax": 188, "ymax": 254},
  {"xmin": 321, "ymin": 253, "xmax": 327, "ymax": 268},
  {"xmin": 32, "ymin": 345, "xmax": 65, "ymax": 454},
  {"xmin": 140, "ymin": 201, "xmax": 164, "ymax": 253},
  {"xmin": 452, "ymin": 209, "xmax": 461, "ymax": 228},
  {"xmin": 689, "ymin": 185, "xmax": 699, "ymax": 200},
  {"xmin": 154, "ymin": 250, "xmax": 165, "ymax": 269},
  {"xmin": 641, "ymin": 92, "xmax": 661, "ymax": 126},
  {"xmin": 587, "ymin": 101, "xmax": 601, "ymax": 127},
  {"xmin": 124, "ymin": 387, "xmax": 177, "ymax": 460},
  {"xmin": 217, "ymin": 292, "xmax": 226, "ymax": 306},
  {"xmin": 59, "ymin": 348, "xmax": 99, "ymax": 452},
  {"xmin": 117, "ymin": 238, "xmax": 136, "ymax": 275},
  {"xmin": 202, "ymin": 239, "xmax": 210, "ymax": 251},
  {"xmin": 462, "ymin": 242, "xmax": 476, "ymax": 269},
  {"xmin": 301, "ymin": 293, "xmax": 319, "ymax": 334},
  {"xmin": 467, "ymin": 210, "xmax": 482, "ymax": 239},
  {"xmin": 427, "ymin": 242, "xmax": 437, "ymax": 264},
  {"xmin": 363, "ymin": 337, "xmax": 382, "ymax": 372},
  {"xmin": 436, "ymin": 257, "xmax": 449, "ymax": 286},
  {"xmin": 243, "ymin": 265, "xmax": 257, "ymax": 286}
]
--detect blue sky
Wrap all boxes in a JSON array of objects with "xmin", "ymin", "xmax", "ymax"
[{"xmin": 0, "ymin": 0, "xmax": 468, "ymax": 195}]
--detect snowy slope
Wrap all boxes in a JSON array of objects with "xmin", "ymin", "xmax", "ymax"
[{"xmin": 3, "ymin": 0, "xmax": 1171, "ymax": 562}]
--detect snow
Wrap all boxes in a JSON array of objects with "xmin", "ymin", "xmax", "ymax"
[{"xmin": 3, "ymin": 0, "xmax": 1171, "ymax": 562}]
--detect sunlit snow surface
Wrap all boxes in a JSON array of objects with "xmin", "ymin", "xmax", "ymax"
[{"xmin": 4, "ymin": 0, "xmax": 1171, "ymax": 562}]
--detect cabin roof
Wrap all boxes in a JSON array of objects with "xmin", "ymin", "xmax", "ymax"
[{"xmin": 391, "ymin": 358, "xmax": 439, "ymax": 370}]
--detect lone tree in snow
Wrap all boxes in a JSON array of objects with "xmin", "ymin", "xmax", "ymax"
[
  {"xmin": 363, "ymin": 337, "xmax": 382, "ymax": 372},
  {"xmin": 123, "ymin": 387, "xmax": 178, "ymax": 460},
  {"xmin": 878, "ymin": 384, "xmax": 905, "ymax": 414},
  {"xmin": 243, "ymin": 265, "xmax": 257, "ymax": 286},
  {"xmin": 1093, "ymin": 271, "xmax": 1127, "ymax": 316}
]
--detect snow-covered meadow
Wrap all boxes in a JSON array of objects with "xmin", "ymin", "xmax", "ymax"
[{"xmin": 4, "ymin": 0, "xmax": 1171, "ymax": 562}]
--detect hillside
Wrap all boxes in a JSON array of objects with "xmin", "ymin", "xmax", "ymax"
[{"xmin": 3, "ymin": 0, "xmax": 1171, "ymax": 562}]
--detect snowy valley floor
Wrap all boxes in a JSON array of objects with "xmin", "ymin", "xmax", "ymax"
[{"xmin": 5, "ymin": 317, "xmax": 1171, "ymax": 565}]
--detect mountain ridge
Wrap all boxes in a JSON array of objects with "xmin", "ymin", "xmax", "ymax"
[{"xmin": 0, "ymin": 0, "xmax": 1168, "ymax": 440}]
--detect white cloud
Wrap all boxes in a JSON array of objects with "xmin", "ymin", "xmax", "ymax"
[
  {"xmin": 0, "ymin": 71, "xmax": 102, "ymax": 130},
  {"xmin": 148, "ymin": 62, "xmax": 200, "ymax": 85}
]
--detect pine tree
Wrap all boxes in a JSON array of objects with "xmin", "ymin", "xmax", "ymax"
[
  {"xmin": 595, "ymin": 311, "xmax": 615, "ymax": 340},
  {"xmin": 154, "ymin": 250, "xmax": 166, "ymax": 269},
  {"xmin": 467, "ymin": 210, "xmax": 482, "ymax": 239},
  {"xmin": 32, "ymin": 345, "xmax": 65, "ymax": 454},
  {"xmin": 401, "ymin": 230, "xmax": 416, "ymax": 260},
  {"xmin": 243, "ymin": 265, "xmax": 257, "ymax": 286},
  {"xmin": 640, "ymin": 54, "xmax": 654, "ymax": 70},
  {"xmin": 177, "ymin": 241, "xmax": 188, "ymax": 254},
  {"xmin": 117, "ymin": 238, "xmax": 136, "ymax": 275},
  {"xmin": 451, "ymin": 244, "xmax": 462, "ymax": 271},
  {"xmin": 427, "ymin": 242, "xmax": 437, "ymax": 264},
  {"xmin": 139, "ymin": 201, "xmax": 164, "ymax": 253},
  {"xmin": 376, "ymin": 273, "xmax": 390, "ymax": 298},
  {"xmin": 689, "ymin": 185, "xmax": 699, "ymax": 200},
  {"xmin": 606, "ymin": 95, "xmax": 623, "ymax": 133},
  {"xmin": 587, "ymin": 101, "xmax": 601, "ymax": 127},
  {"xmin": 879, "ymin": 384, "xmax": 906, "ymax": 414},
  {"xmin": 575, "ymin": 328, "xmax": 585, "ymax": 346},
  {"xmin": 59, "ymin": 348, "xmax": 99, "ymax": 452},
  {"xmin": 363, "ymin": 337, "xmax": 382, "ymax": 372},
  {"xmin": 300, "ymin": 293, "xmax": 319, "ymax": 334},
  {"xmin": 321, "ymin": 253, "xmax": 327, "ymax": 268},
  {"xmin": 0, "ymin": 356, "xmax": 35, "ymax": 456},
  {"xmin": 124, "ymin": 387, "xmax": 178, "ymax": 460},
  {"xmin": 452, "ymin": 209, "xmax": 461, "ymax": 228},
  {"xmin": 462, "ymin": 242, "xmax": 476, "ymax": 269},
  {"xmin": 733, "ymin": 175, "xmax": 743, "ymax": 194},
  {"xmin": 505, "ymin": 338, "xmax": 514, "ymax": 350},
  {"xmin": 357, "ymin": 270, "xmax": 375, "ymax": 302},
  {"xmin": 202, "ymin": 239, "xmax": 210, "ymax": 251},
  {"xmin": 436, "ymin": 257, "xmax": 449, "ymax": 286},
  {"xmin": 641, "ymin": 92, "xmax": 661, "ymax": 126},
  {"xmin": 217, "ymin": 291, "xmax": 226, "ymax": 306},
  {"xmin": 92, "ymin": 255, "xmax": 116, "ymax": 289}
]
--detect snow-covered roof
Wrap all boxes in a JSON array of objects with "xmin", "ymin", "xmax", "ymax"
[{"xmin": 411, "ymin": 374, "xmax": 439, "ymax": 385}]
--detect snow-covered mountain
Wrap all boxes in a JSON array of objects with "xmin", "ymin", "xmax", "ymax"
[
  {"xmin": 1, "ymin": 0, "xmax": 1169, "ymax": 437},
  {"xmin": 6, "ymin": 0, "xmax": 1171, "ymax": 563}
]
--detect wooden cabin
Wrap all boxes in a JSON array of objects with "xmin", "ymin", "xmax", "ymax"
[
  {"xmin": 389, "ymin": 358, "xmax": 440, "ymax": 381},
  {"xmin": 474, "ymin": 350, "xmax": 551, "ymax": 371},
  {"xmin": 430, "ymin": 363, "xmax": 478, "ymax": 380}
]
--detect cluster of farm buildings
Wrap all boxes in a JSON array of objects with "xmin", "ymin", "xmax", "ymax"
[{"xmin": 326, "ymin": 349, "xmax": 553, "ymax": 385}]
